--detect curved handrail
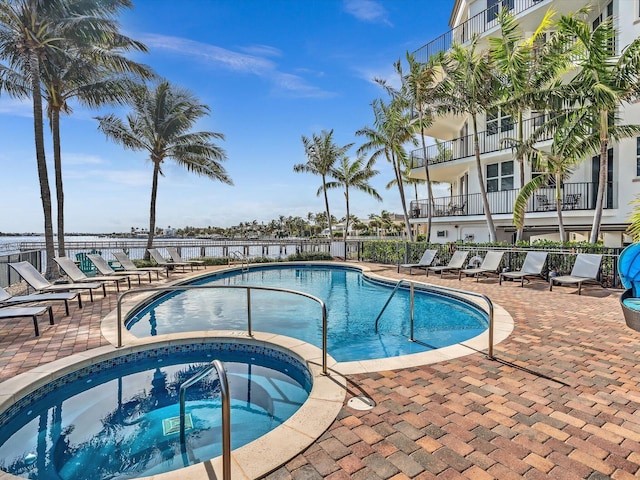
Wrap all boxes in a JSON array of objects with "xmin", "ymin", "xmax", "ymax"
[
  {"xmin": 373, "ymin": 278, "xmax": 495, "ymax": 359},
  {"xmin": 374, "ymin": 279, "xmax": 404, "ymax": 332},
  {"xmin": 179, "ymin": 359, "xmax": 231, "ymax": 480},
  {"xmin": 116, "ymin": 285, "xmax": 328, "ymax": 373},
  {"xmin": 229, "ymin": 250, "xmax": 249, "ymax": 271}
]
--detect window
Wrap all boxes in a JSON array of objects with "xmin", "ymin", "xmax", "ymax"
[
  {"xmin": 486, "ymin": 108, "xmax": 513, "ymax": 135},
  {"xmin": 532, "ymin": 110, "xmax": 546, "ymax": 128},
  {"xmin": 637, "ymin": 138, "xmax": 640, "ymax": 177},
  {"xmin": 486, "ymin": 160, "xmax": 514, "ymax": 192},
  {"xmin": 487, "ymin": 0, "xmax": 514, "ymax": 23}
]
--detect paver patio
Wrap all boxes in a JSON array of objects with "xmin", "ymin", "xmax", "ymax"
[{"xmin": 1, "ymin": 262, "xmax": 638, "ymax": 479}]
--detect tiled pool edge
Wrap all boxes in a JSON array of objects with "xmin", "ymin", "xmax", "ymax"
[
  {"xmin": 0, "ymin": 333, "xmax": 346, "ymax": 480},
  {"xmin": 101, "ymin": 261, "xmax": 515, "ymax": 376}
]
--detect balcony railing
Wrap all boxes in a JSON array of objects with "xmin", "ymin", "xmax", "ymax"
[
  {"xmin": 413, "ymin": 0, "xmax": 547, "ymax": 63},
  {"xmin": 410, "ymin": 116, "xmax": 552, "ymax": 169},
  {"xmin": 409, "ymin": 181, "xmax": 617, "ymax": 219}
]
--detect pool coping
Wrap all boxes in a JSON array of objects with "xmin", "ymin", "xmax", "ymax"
[
  {"xmin": 100, "ymin": 261, "xmax": 514, "ymax": 376},
  {"xmin": 0, "ymin": 333, "xmax": 346, "ymax": 480}
]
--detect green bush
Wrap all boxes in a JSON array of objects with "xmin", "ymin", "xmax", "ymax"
[{"xmin": 286, "ymin": 251, "xmax": 333, "ymax": 261}]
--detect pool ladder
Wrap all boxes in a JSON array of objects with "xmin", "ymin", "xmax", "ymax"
[
  {"xmin": 179, "ymin": 359, "xmax": 231, "ymax": 480},
  {"xmin": 229, "ymin": 250, "xmax": 249, "ymax": 272},
  {"xmin": 373, "ymin": 278, "xmax": 496, "ymax": 359}
]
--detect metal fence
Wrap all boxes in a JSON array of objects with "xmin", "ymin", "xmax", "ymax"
[{"xmin": 0, "ymin": 238, "xmax": 624, "ymax": 289}]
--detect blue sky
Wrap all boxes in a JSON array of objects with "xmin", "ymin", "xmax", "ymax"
[{"xmin": 0, "ymin": 0, "xmax": 453, "ymax": 234}]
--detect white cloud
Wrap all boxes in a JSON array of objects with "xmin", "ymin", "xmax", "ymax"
[
  {"xmin": 140, "ymin": 33, "xmax": 332, "ymax": 98},
  {"xmin": 61, "ymin": 153, "xmax": 104, "ymax": 166},
  {"xmin": 0, "ymin": 97, "xmax": 32, "ymax": 117},
  {"xmin": 343, "ymin": 0, "xmax": 392, "ymax": 26}
]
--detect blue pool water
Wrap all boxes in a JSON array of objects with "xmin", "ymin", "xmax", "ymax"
[
  {"xmin": 127, "ymin": 265, "xmax": 488, "ymax": 362},
  {"xmin": 0, "ymin": 343, "xmax": 311, "ymax": 480}
]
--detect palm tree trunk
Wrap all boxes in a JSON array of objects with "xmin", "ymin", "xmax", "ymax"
[
  {"xmin": 590, "ymin": 110, "xmax": 608, "ymax": 244},
  {"xmin": 555, "ymin": 174, "xmax": 566, "ymax": 242},
  {"xmin": 145, "ymin": 161, "xmax": 161, "ymax": 260},
  {"xmin": 344, "ymin": 189, "xmax": 350, "ymax": 257},
  {"xmin": 52, "ymin": 108, "xmax": 65, "ymax": 257},
  {"xmin": 516, "ymin": 110, "xmax": 524, "ymax": 242},
  {"xmin": 322, "ymin": 175, "xmax": 333, "ymax": 239},
  {"xmin": 392, "ymin": 152, "xmax": 414, "ymax": 242},
  {"xmin": 472, "ymin": 115, "xmax": 497, "ymax": 241},
  {"xmin": 420, "ymin": 125, "xmax": 433, "ymax": 243},
  {"xmin": 29, "ymin": 51, "xmax": 56, "ymax": 279}
]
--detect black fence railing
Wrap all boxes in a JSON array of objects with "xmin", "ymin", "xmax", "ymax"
[
  {"xmin": 358, "ymin": 241, "xmax": 623, "ymax": 289},
  {"xmin": 409, "ymin": 182, "xmax": 617, "ymax": 219},
  {"xmin": 1, "ymin": 238, "xmax": 624, "ymax": 289},
  {"xmin": 413, "ymin": 0, "xmax": 548, "ymax": 63},
  {"xmin": 410, "ymin": 116, "xmax": 552, "ymax": 169}
]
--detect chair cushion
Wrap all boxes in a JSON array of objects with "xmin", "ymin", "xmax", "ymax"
[
  {"xmin": 623, "ymin": 297, "xmax": 640, "ymax": 311},
  {"xmin": 633, "ymin": 281, "xmax": 640, "ymax": 297}
]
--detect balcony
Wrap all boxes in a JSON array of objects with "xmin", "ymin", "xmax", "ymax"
[
  {"xmin": 413, "ymin": 0, "xmax": 548, "ymax": 64},
  {"xmin": 410, "ymin": 116, "xmax": 552, "ymax": 170},
  {"xmin": 409, "ymin": 182, "xmax": 617, "ymax": 219}
]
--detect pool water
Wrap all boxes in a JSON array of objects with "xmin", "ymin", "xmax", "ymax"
[
  {"xmin": 127, "ymin": 265, "xmax": 488, "ymax": 362},
  {"xmin": 0, "ymin": 344, "xmax": 311, "ymax": 480}
]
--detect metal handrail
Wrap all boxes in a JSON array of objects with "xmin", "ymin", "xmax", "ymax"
[
  {"xmin": 374, "ymin": 279, "xmax": 404, "ymax": 332},
  {"xmin": 374, "ymin": 279, "xmax": 496, "ymax": 359},
  {"xmin": 229, "ymin": 250, "xmax": 249, "ymax": 272},
  {"xmin": 116, "ymin": 284, "xmax": 329, "ymax": 373},
  {"xmin": 179, "ymin": 359, "xmax": 231, "ymax": 480}
]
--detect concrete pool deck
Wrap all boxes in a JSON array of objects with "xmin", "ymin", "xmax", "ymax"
[{"xmin": 0, "ymin": 262, "xmax": 639, "ymax": 479}]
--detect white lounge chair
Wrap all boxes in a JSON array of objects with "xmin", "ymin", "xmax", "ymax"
[
  {"xmin": 167, "ymin": 247, "xmax": 204, "ymax": 270},
  {"xmin": 499, "ymin": 251, "xmax": 548, "ymax": 287},
  {"xmin": 549, "ymin": 253, "xmax": 603, "ymax": 295},
  {"xmin": 0, "ymin": 285, "xmax": 80, "ymax": 315},
  {"xmin": 148, "ymin": 248, "xmax": 189, "ymax": 276},
  {"xmin": 398, "ymin": 249, "xmax": 437, "ymax": 274},
  {"xmin": 86, "ymin": 253, "xmax": 148, "ymax": 285},
  {"xmin": 0, "ymin": 304, "xmax": 54, "ymax": 336},
  {"xmin": 458, "ymin": 251, "xmax": 505, "ymax": 281},
  {"xmin": 54, "ymin": 256, "xmax": 130, "ymax": 292},
  {"xmin": 9, "ymin": 261, "xmax": 104, "ymax": 302},
  {"xmin": 113, "ymin": 251, "xmax": 165, "ymax": 280},
  {"xmin": 426, "ymin": 250, "xmax": 469, "ymax": 278}
]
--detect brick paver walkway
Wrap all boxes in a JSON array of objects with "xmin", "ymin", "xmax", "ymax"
[{"xmin": 1, "ymin": 263, "xmax": 639, "ymax": 479}]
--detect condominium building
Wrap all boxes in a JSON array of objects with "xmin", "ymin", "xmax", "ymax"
[{"xmin": 408, "ymin": 0, "xmax": 639, "ymax": 247}]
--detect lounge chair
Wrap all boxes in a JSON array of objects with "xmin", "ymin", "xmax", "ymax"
[
  {"xmin": 0, "ymin": 304, "xmax": 54, "ymax": 336},
  {"xmin": 113, "ymin": 251, "xmax": 165, "ymax": 280},
  {"xmin": 426, "ymin": 250, "xmax": 469, "ymax": 278},
  {"xmin": 148, "ymin": 248, "xmax": 190, "ymax": 275},
  {"xmin": 0, "ymin": 285, "xmax": 80, "ymax": 315},
  {"xmin": 499, "ymin": 251, "xmax": 548, "ymax": 287},
  {"xmin": 458, "ymin": 251, "xmax": 505, "ymax": 281},
  {"xmin": 86, "ymin": 253, "xmax": 148, "ymax": 285},
  {"xmin": 398, "ymin": 249, "xmax": 437, "ymax": 274},
  {"xmin": 167, "ymin": 247, "xmax": 204, "ymax": 270},
  {"xmin": 54, "ymin": 256, "xmax": 130, "ymax": 292},
  {"xmin": 9, "ymin": 261, "xmax": 104, "ymax": 302},
  {"xmin": 549, "ymin": 253, "xmax": 603, "ymax": 295}
]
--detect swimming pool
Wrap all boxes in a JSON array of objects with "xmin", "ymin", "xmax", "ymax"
[
  {"xmin": 125, "ymin": 264, "xmax": 489, "ymax": 363},
  {"xmin": 0, "ymin": 341, "xmax": 313, "ymax": 480}
]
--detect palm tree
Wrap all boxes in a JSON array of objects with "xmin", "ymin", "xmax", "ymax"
[
  {"xmin": 0, "ymin": 0, "xmax": 61, "ymax": 277},
  {"xmin": 357, "ymin": 96, "xmax": 418, "ymax": 241},
  {"xmin": 558, "ymin": 11, "xmax": 640, "ymax": 243},
  {"xmin": 437, "ymin": 36, "xmax": 498, "ymax": 241},
  {"xmin": 394, "ymin": 52, "xmax": 441, "ymax": 242},
  {"xmin": 512, "ymin": 111, "xmax": 587, "ymax": 242},
  {"xmin": 294, "ymin": 130, "xmax": 353, "ymax": 239},
  {"xmin": 96, "ymin": 80, "xmax": 232, "ymax": 257},
  {"xmin": 43, "ymin": 28, "xmax": 153, "ymax": 257},
  {"xmin": 325, "ymin": 155, "xmax": 381, "ymax": 242},
  {"xmin": 489, "ymin": 8, "xmax": 572, "ymax": 241}
]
